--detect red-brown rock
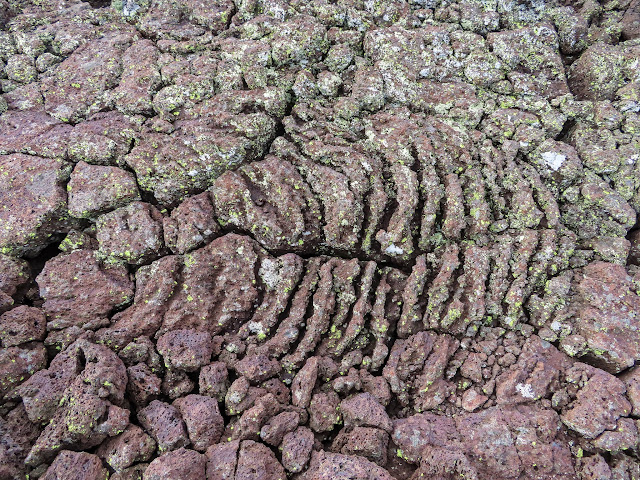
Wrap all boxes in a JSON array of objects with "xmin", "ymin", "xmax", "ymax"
[
  {"xmin": 67, "ymin": 161, "xmax": 140, "ymax": 219},
  {"xmin": 97, "ymin": 424, "xmax": 156, "ymax": 472},
  {"xmin": 96, "ymin": 201, "xmax": 165, "ymax": 265},
  {"xmin": 157, "ymin": 329, "xmax": 214, "ymax": 372},
  {"xmin": 37, "ymin": 249, "xmax": 134, "ymax": 331},
  {"xmin": 300, "ymin": 450, "xmax": 395, "ymax": 480},
  {"xmin": 144, "ymin": 448, "xmax": 206, "ymax": 480},
  {"xmin": 42, "ymin": 451, "xmax": 109, "ymax": 480},
  {"xmin": 0, "ymin": 306, "xmax": 46, "ymax": 347},
  {"xmin": 0, "ymin": 154, "xmax": 72, "ymax": 257},
  {"xmin": 138, "ymin": 400, "xmax": 189, "ymax": 453},
  {"xmin": 281, "ymin": 426, "xmax": 314, "ymax": 473},
  {"xmin": 173, "ymin": 395, "xmax": 224, "ymax": 452}
]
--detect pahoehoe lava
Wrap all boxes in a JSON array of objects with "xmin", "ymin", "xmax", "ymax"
[{"xmin": 1, "ymin": 0, "xmax": 640, "ymax": 479}]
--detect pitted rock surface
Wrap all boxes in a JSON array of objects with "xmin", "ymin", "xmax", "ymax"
[{"xmin": 1, "ymin": 0, "xmax": 640, "ymax": 478}]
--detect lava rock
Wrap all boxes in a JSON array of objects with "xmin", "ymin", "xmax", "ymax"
[
  {"xmin": 138, "ymin": 400, "xmax": 189, "ymax": 453},
  {"xmin": 281, "ymin": 426, "xmax": 314, "ymax": 473},
  {"xmin": 96, "ymin": 201, "xmax": 165, "ymax": 265},
  {"xmin": 340, "ymin": 393, "xmax": 393, "ymax": 433},
  {"xmin": 0, "ymin": 154, "xmax": 72, "ymax": 257},
  {"xmin": 199, "ymin": 362, "xmax": 230, "ymax": 402},
  {"xmin": 300, "ymin": 450, "xmax": 395, "ymax": 480},
  {"xmin": 157, "ymin": 329, "xmax": 214, "ymax": 372},
  {"xmin": 37, "ymin": 249, "xmax": 134, "ymax": 331},
  {"xmin": 173, "ymin": 395, "xmax": 224, "ymax": 452},
  {"xmin": 163, "ymin": 192, "xmax": 219, "ymax": 254},
  {"xmin": 571, "ymin": 262, "xmax": 640, "ymax": 373},
  {"xmin": 143, "ymin": 447, "xmax": 206, "ymax": 480},
  {"xmin": 97, "ymin": 424, "xmax": 156, "ymax": 472},
  {"xmin": 0, "ymin": 306, "xmax": 46, "ymax": 347},
  {"xmin": 568, "ymin": 43, "xmax": 626, "ymax": 101},
  {"xmin": 42, "ymin": 451, "xmax": 109, "ymax": 480},
  {"xmin": 67, "ymin": 161, "xmax": 140, "ymax": 219}
]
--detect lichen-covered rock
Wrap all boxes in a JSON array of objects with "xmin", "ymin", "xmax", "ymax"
[
  {"xmin": 5, "ymin": 0, "xmax": 640, "ymax": 477},
  {"xmin": 0, "ymin": 306, "xmax": 46, "ymax": 347},
  {"xmin": 340, "ymin": 393, "xmax": 392, "ymax": 433},
  {"xmin": 163, "ymin": 192, "xmax": 219, "ymax": 254},
  {"xmin": 393, "ymin": 406, "xmax": 575, "ymax": 479},
  {"xmin": 549, "ymin": 7, "xmax": 588, "ymax": 55},
  {"xmin": 199, "ymin": 362, "xmax": 229, "ymax": 402},
  {"xmin": 36, "ymin": 249, "xmax": 134, "ymax": 331},
  {"xmin": 210, "ymin": 157, "xmax": 322, "ymax": 252},
  {"xmin": 113, "ymin": 39, "xmax": 162, "ymax": 116},
  {"xmin": 270, "ymin": 15, "xmax": 329, "ymax": 67},
  {"xmin": 127, "ymin": 363, "xmax": 162, "ymax": 408},
  {"xmin": 204, "ymin": 440, "xmax": 239, "ymax": 480},
  {"xmin": 0, "ymin": 254, "xmax": 29, "ymax": 312},
  {"xmin": 235, "ymin": 440, "xmax": 286, "ymax": 480},
  {"xmin": 235, "ymin": 354, "xmax": 281, "ymax": 383},
  {"xmin": 42, "ymin": 33, "xmax": 131, "ymax": 123},
  {"xmin": 113, "ymin": 464, "xmax": 148, "ymax": 480},
  {"xmin": 22, "ymin": 339, "xmax": 129, "ymax": 466},
  {"xmin": 0, "ymin": 404, "xmax": 41, "ymax": 480},
  {"xmin": 97, "ymin": 424, "xmax": 156, "ymax": 472},
  {"xmin": 0, "ymin": 154, "xmax": 72, "ymax": 257},
  {"xmin": 622, "ymin": 0, "xmax": 640, "ymax": 40},
  {"xmin": 5, "ymin": 54, "xmax": 37, "ymax": 84},
  {"xmin": 229, "ymin": 392, "xmax": 281, "ymax": 441},
  {"xmin": 291, "ymin": 356, "xmax": 319, "ymax": 409},
  {"xmin": 496, "ymin": 335, "xmax": 572, "ymax": 404},
  {"xmin": 561, "ymin": 363, "xmax": 631, "ymax": 440},
  {"xmin": 621, "ymin": 367, "xmax": 640, "ymax": 417},
  {"xmin": 67, "ymin": 161, "xmax": 140, "ymax": 219},
  {"xmin": 0, "ymin": 342, "xmax": 46, "ymax": 398},
  {"xmin": 125, "ymin": 111, "xmax": 277, "ymax": 208},
  {"xmin": 383, "ymin": 331, "xmax": 457, "ymax": 411},
  {"xmin": 331, "ymin": 426, "xmax": 389, "ymax": 467},
  {"xmin": 16, "ymin": 342, "xmax": 83, "ymax": 424},
  {"xmin": 568, "ymin": 43, "xmax": 626, "ymax": 101},
  {"xmin": 30, "ymin": 395, "xmax": 124, "ymax": 468},
  {"xmin": 260, "ymin": 411, "xmax": 300, "ymax": 447},
  {"xmin": 96, "ymin": 201, "xmax": 165, "ymax": 265},
  {"xmin": 281, "ymin": 426, "xmax": 314, "ymax": 473},
  {"xmin": 67, "ymin": 111, "xmax": 137, "ymax": 166},
  {"xmin": 568, "ymin": 262, "xmax": 640, "ymax": 373},
  {"xmin": 309, "ymin": 392, "xmax": 341, "ymax": 433},
  {"xmin": 487, "ymin": 26, "xmax": 569, "ymax": 98},
  {"xmin": 157, "ymin": 329, "xmax": 214, "ymax": 372}
]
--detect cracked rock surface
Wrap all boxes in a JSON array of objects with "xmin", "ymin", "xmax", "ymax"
[{"xmin": 1, "ymin": 0, "xmax": 640, "ymax": 478}]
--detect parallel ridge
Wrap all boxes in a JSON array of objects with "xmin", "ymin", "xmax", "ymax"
[
  {"xmin": 97, "ymin": 98, "xmax": 582, "ymax": 381},
  {"xmin": 93, "ymin": 101, "xmax": 634, "ymax": 411}
]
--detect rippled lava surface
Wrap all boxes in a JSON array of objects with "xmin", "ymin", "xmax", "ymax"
[{"xmin": 1, "ymin": 0, "xmax": 640, "ymax": 479}]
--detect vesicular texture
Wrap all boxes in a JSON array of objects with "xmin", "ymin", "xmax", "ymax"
[{"xmin": 1, "ymin": 0, "xmax": 640, "ymax": 479}]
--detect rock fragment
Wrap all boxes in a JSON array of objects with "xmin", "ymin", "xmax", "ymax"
[
  {"xmin": 0, "ymin": 154, "xmax": 72, "ymax": 256},
  {"xmin": 67, "ymin": 161, "xmax": 140, "ymax": 219},
  {"xmin": 96, "ymin": 201, "xmax": 165, "ymax": 265},
  {"xmin": 138, "ymin": 400, "xmax": 190, "ymax": 453}
]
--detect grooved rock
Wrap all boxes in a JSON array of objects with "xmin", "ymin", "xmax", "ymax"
[{"xmin": 3, "ymin": 0, "xmax": 640, "ymax": 478}]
